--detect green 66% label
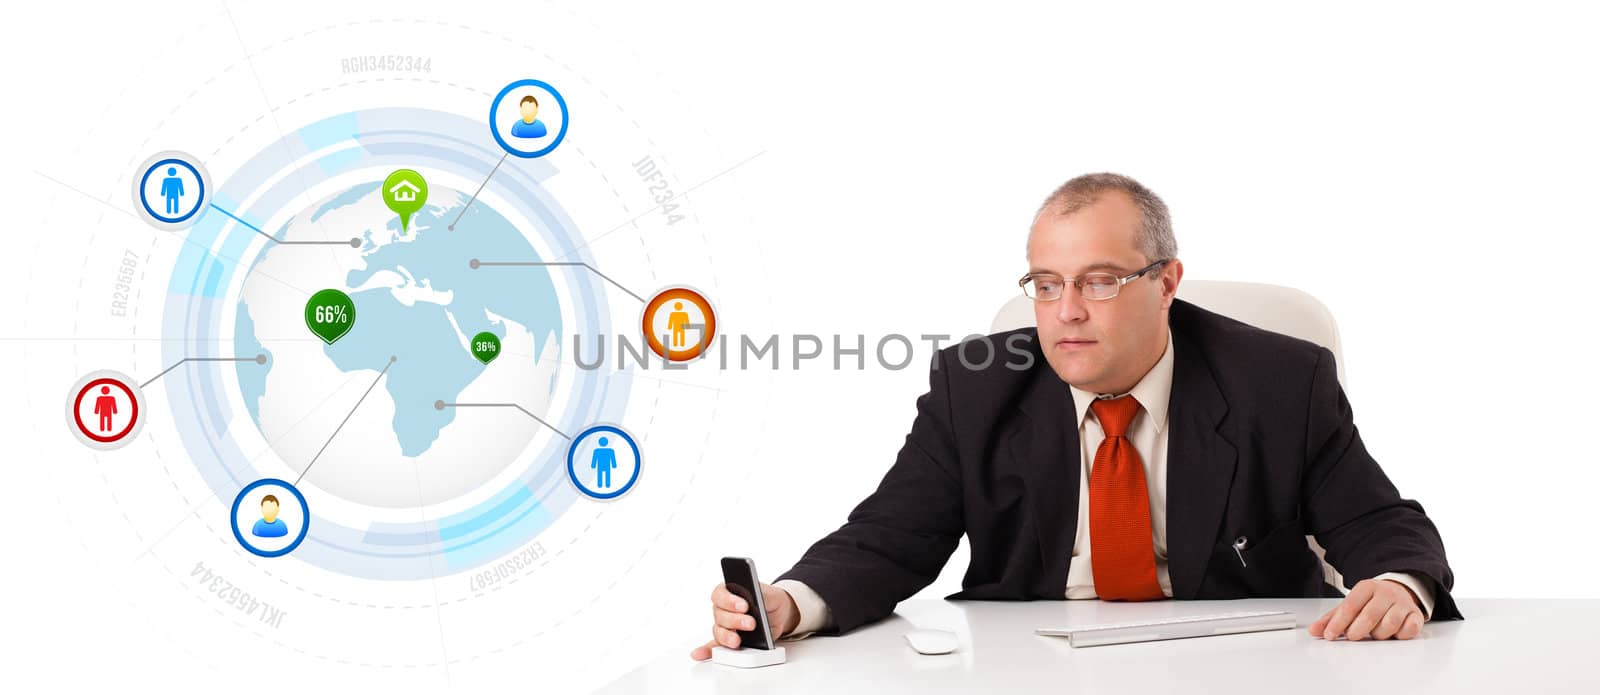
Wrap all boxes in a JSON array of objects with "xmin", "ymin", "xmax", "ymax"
[{"xmin": 305, "ymin": 289, "xmax": 356, "ymax": 344}]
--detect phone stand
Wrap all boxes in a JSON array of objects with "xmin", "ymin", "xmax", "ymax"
[{"xmin": 711, "ymin": 645, "xmax": 787, "ymax": 668}]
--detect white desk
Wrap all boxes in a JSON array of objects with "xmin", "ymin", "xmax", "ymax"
[{"xmin": 599, "ymin": 598, "xmax": 1592, "ymax": 694}]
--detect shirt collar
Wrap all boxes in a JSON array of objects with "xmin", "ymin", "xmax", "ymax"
[{"xmin": 1068, "ymin": 330, "xmax": 1175, "ymax": 434}]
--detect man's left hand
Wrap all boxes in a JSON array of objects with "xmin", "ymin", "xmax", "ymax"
[{"xmin": 1309, "ymin": 578, "xmax": 1425, "ymax": 641}]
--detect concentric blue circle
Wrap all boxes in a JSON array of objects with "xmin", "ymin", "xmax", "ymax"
[{"xmin": 161, "ymin": 108, "xmax": 629, "ymax": 580}]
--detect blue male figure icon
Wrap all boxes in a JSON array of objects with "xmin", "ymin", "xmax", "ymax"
[
  {"xmin": 159, "ymin": 166, "xmax": 185, "ymax": 215},
  {"xmin": 591, "ymin": 436, "xmax": 618, "ymax": 489}
]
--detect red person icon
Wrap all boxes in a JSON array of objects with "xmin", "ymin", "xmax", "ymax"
[
  {"xmin": 94, "ymin": 386, "xmax": 118, "ymax": 432},
  {"xmin": 68, "ymin": 371, "xmax": 145, "ymax": 450}
]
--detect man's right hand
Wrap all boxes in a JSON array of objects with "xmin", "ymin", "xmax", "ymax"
[{"xmin": 689, "ymin": 582, "xmax": 800, "ymax": 661}]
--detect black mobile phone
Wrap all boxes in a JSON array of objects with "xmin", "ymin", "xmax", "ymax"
[{"xmin": 720, "ymin": 556, "xmax": 774, "ymax": 650}]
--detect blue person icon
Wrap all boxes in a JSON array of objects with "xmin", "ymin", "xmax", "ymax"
[
  {"xmin": 591, "ymin": 436, "xmax": 617, "ymax": 488},
  {"xmin": 159, "ymin": 166, "xmax": 185, "ymax": 215},
  {"xmin": 566, "ymin": 424, "xmax": 641, "ymax": 500}
]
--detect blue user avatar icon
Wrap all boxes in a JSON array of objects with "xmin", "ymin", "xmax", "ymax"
[
  {"xmin": 567, "ymin": 424, "xmax": 641, "ymax": 500},
  {"xmin": 509, "ymin": 94, "xmax": 549, "ymax": 138},
  {"xmin": 231, "ymin": 478, "xmax": 309, "ymax": 557},
  {"xmin": 489, "ymin": 79, "xmax": 569, "ymax": 158},
  {"xmin": 252, "ymin": 493, "xmax": 289, "ymax": 538},
  {"xmin": 131, "ymin": 150, "xmax": 212, "ymax": 230}
]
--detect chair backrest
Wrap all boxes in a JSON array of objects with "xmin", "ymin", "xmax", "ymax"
[
  {"xmin": 990, "ymin": 279, "xmax": 1346, "ymax": 386},
  {"xmin": 993, "ymin": 279, "xmax": 1352, "ymax": 591}
]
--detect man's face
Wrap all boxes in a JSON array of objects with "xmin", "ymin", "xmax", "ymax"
[
  {"xmin": 261, "ymin": 500, "xmax": 279, "ymax": 522},
  {"xmin": 1026, "ymin": 192, "xmax": 1182, "ymax": 394},
  {"xmin": 520, "ymin": 100, "xmax": 539, "ymax": 122}
]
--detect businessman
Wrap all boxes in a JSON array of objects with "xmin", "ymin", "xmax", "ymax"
[{"xmin": 692, "ymin": 173, "xmax": 1459, "ymax": 660}]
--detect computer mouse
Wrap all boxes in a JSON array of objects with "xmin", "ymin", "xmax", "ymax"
[{"xmin": 903, "ymin": 628, "xmax": 959, "ymax": 655}]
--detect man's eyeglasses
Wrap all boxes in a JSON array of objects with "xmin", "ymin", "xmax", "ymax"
[{"xmin": 1018, "ymin": 259, "xmax": 1171, "ymax": 302}]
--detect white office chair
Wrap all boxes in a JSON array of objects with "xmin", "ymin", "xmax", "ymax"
[{"xmin": 991, "ymin": 279, "xmax": 1350, "ymax": 592}]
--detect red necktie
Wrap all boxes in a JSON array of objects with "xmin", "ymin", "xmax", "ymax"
[{"xmin": 1088, "ymin": 395, "xmax": 1166, "ymax": 601}]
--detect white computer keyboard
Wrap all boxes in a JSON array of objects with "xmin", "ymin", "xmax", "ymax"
[{"xmin": 1036, "ymin": 609, "xmax": 1297, "ymax": 647}]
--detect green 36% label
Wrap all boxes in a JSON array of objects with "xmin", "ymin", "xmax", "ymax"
[
  {"xmin": 305, "ymin": 289, "xmax": 356, "ymax": 344},
  {"xmin": 471, "ymin": 331, "xmax": 501, "ymax": 365}
]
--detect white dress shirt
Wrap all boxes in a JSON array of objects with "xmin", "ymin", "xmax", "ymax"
[{"xmin": 777, "ymin": 331, "xmax": 1434, "ymax": 636}]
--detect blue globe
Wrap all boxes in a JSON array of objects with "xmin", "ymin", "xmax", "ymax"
[{"xmin": 233, "ymin": 181, "xmax": 564, "ymax": 508}]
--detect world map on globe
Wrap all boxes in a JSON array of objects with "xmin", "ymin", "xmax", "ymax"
[{"xmin": 232, "ymin": 181, "xmax": 565, "ymax": 507}]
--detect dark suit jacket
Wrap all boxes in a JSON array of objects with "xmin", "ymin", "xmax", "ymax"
[{"xmin": 777, "ymin": 299, "xmax": 1461, "ymax": 634}]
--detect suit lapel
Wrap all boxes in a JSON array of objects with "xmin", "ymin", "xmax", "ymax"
[
  {"xmin": 1164, "ymin": 326, "xmax": 1237, "ymax": 599},
  {"xmin": 1013, "ymin": 351, "xmax": 1080, "ymax": 597}
]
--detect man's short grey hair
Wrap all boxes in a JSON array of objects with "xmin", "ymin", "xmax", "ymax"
[{"xmin": 1033, "ymin": 172, "xmax": 1178, "ymax": 267}]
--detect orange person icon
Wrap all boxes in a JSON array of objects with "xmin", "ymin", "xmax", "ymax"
[
  {"xmin": 94, "ymin": 386, "xmax": 118, "ymax": 432},
  {"xmin": 641, "ymin": 287, "xmax": 717, "ymax": 362},
  {"xmin": 668, "ymin": 301, "xmax": 691, "ymax": 347}
]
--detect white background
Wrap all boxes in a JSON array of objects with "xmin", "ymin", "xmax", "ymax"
[{"xmin": 3, "ymin": 0, "xmax": 1598, "ymax": 691}]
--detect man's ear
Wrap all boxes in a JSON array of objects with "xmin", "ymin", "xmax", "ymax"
[{"xmin": 1160, "ymin": 258, "xmax": 1184, "ymax": 309}]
